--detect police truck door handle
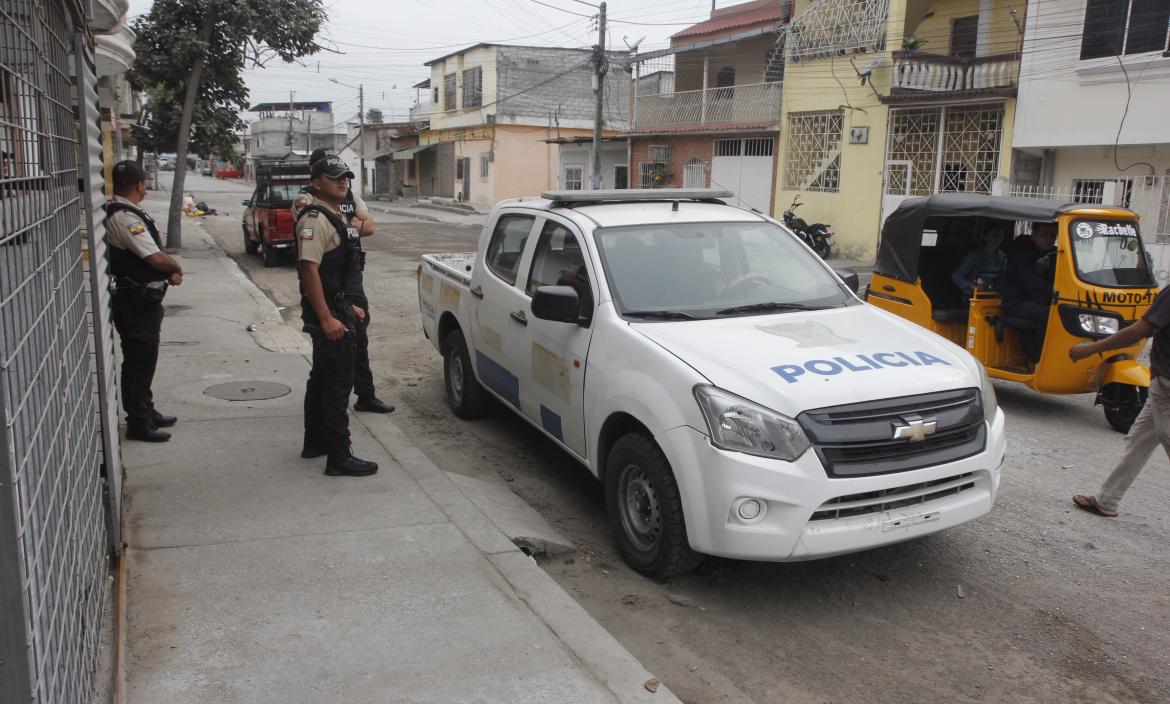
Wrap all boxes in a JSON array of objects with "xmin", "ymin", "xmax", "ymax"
[
  {"xmin": 470, "ymin": 285, "xmax": 484, "ymax": 299},
  {"xmin": 510, "ymin": 310, "xmax": 528, "ymax": 326}
]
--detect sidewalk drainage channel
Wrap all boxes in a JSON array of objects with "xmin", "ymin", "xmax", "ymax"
[{"xmin": 203, "ymin": 381, "xmax": 291, "ymax": 401}]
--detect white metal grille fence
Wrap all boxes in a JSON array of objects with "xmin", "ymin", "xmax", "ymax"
[
  {"xmin": 886, "ymin": 104, "xmax": 1004, "ymax": 196},
  {"xmin": 784, "ymin": 110, "xmax": 843, "ymax": 191},
  {"xmin": 784, "ymin": 0, "xmax": 889, "ymax": 62},
  {"xmin": 0, "ymin": 1, "xmax": 109, "ymax": 702}
]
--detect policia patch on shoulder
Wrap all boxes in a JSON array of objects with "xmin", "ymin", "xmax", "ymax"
[
  {"xmin": 301, "ymin": 228, "xmax": 314, "ymax": 241},
  {"xmin": 128, "ymin": 223, "xmax": 147, "ymax": 236}
]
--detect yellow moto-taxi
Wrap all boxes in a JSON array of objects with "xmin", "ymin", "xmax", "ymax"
[{"xmin": 866, "ymin": 193, "xmax": 1157, "ymax": 432}]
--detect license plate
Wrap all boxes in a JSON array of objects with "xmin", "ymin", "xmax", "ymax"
[{"xmin": 882, "ymin": 510, "xmax": 940, "ymax": 532}]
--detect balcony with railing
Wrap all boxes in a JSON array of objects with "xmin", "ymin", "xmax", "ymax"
[
  {"xmin": 887, "ymin": 52, "xmax": 1019, "ymax": 102},
  {"xmin": 632, "ymin": 82, "xmax": 782, "ymax": 133}
]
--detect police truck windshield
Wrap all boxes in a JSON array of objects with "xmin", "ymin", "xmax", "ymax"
[
  {"xmin": 596, "ymin": 221, "xmax": 855, "ymax": 319},
  {"xmin": 1069, "ymin": 220, "xmax": 1157, "ymax": 288}
]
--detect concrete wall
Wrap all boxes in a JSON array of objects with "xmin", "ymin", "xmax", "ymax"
[
  {"xmin": 556, "ymin": 144, "xmax": 628, "ymax": 189},
  {"xmin": 496, "ymin": 46, "xmax": 628, "ymax": 130},
  {"xmin": 426, "ymin": 46, "xmax": 629, "ymax": 133},
  {"xmin": 1014, "ymin": 0, "xmax": 1170, "ymax": 149},
  {"xmin": 427, "ymin": 45, "xmax": 500, "ymax": 131}
]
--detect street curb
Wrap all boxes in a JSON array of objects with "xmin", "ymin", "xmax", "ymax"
[
  {"xmin": 356, "ymin": 414, "xmax": 683, "ymax": 704},
  {"xmin": 366, "ymin": 204, "xmax": 445, "ymax": 223}
]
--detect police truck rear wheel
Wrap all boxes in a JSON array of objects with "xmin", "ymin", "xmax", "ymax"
[
  {"xmin": 443, "ymin": 330, "xmax": 489, "ymax": 419},
  {"xmin": 606, "ymin": 433, "xmax": 701, "ymax": 579}
]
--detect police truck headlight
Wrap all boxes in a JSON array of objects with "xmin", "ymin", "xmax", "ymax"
[
  {"xmin": 977, "ymin": 363, "xmax": 998, "ymax": 425},
  {"xmin": 1077, "ymin": 313, "xmax": 1119, "ymax": 336},
  {"xmin": 694, "ymin": 385, "xmax": 810, "ymax": 461}
]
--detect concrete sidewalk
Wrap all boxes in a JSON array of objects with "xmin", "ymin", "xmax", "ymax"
[
  {"xmin": 365, "ymin": 201, "xmax": 488, "ymax": 228},
  {"xmin": 119, "ymin": 207, "xmax": 679, "ymax": 703}
]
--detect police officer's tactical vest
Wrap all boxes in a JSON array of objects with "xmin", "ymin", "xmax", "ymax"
[
  {"xmin": 103, "ymin": 202, "xmax": 168, "ymax": 286},
  {"xmin": 296, "ymin": 204, "xmax": 363, "ymax": 325},
  {"xmin": 300, "ymin": 185, "xmax": 357, "ymax": 222}
]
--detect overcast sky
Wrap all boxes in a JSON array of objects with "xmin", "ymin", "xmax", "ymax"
[{"xmin": 125, "ymin": 0, "xmax": 730, "ymax": 127}]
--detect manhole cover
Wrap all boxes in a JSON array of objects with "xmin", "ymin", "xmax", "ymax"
[{"xmin": 203, "ymin": 381, "xmax": 291, "ymax": 401}]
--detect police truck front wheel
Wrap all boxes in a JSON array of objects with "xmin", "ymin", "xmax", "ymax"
[
  {"xmin": 243, "ymin": 226, "xmax": 259, "ymax": 255},
  {"xmin": 606, "ymin": 433, "xmax": 701, "ymax": 579},
  {"xmin": 443, "ymin": 329, "xmax": 490, "ymax": 419}
]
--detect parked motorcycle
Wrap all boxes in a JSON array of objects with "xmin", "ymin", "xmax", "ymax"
[{"xmin": 782, "ymin": 197, "xmax": 834, "ymax": 260}]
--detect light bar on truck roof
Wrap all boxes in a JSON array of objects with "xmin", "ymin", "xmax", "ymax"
[{"xmin": 541, "ymin": 188, "xmax": 734, "ymax": 205}]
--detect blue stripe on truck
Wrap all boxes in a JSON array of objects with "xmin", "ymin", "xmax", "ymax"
[
  {"xmin": 475, "ymin": 350, "xmax": 520, "ymax": 409},
  {"xmin": 539, "ymin": 405, "xmax": 563, "ymax": 442}
]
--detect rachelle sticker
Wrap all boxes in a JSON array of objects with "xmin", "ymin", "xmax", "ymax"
[{"xmin": 771, "ymin": 351, "xmax": 951, "ymax": 384}]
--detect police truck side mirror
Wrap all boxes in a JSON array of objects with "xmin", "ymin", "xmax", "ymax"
[
  {"xmin": 531, "ymin": 286, "xmax": 581, "ymax": 325},
  {"xmin": 241, "ymin": 199, "xmax": 252, "ymax": 207},
  {"xmin": 834, "ymin": 267, "xmax": 860, "ymax": 294}
]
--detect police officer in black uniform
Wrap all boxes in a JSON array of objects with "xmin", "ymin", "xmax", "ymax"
[
  {"xmin": 104, "ymin": 161, "xmax": 184, "ymax": 442},
  {"xmin": 293, "ymin": 148, "xmax": 394, "ymax": 415},
  {"xmin": 296, "ymin": 155, "xmax": 379, "ymax": 476}
]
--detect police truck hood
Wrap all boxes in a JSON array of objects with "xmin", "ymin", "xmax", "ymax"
[{"xmin": 631, "ymin": 305, "xmax": 978, "ymax": 416}]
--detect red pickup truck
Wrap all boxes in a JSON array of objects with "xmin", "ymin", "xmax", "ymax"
[{"xmin": 242, "ymin": 162, "xmax": 311, "ymax": 267}]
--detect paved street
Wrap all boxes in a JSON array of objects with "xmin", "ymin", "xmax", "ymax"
[{"xmin": 177, "ymin": 173, "xmax": 1170, "ymax": 704}]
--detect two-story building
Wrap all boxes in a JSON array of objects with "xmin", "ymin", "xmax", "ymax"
[
  {"xmin": 1013, "ymin": 0, "xmax": 1169, "ymax": 250},
  {"xmin": 626, "ymin": 0, "xmax": 788, "ymax": 214},
  {"xmin": 775, "ymin": 0, "xmax": 1023, "ymax": 257},
  {"xmin": 415, "ymin": 43, "xmax": 628, "ymax": 207}
]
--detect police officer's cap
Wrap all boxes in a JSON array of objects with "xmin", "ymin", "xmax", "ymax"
[
  {"xmin": 309, "ymin": 148, "xmax": 334, "ymax": 166},
  {"xmin": 111, "ymin": 160, "xmax": 147, "ymax": 189},
  {"xmin": 311, "ymin": 155, "xmax": 355, "ymax": 180}
]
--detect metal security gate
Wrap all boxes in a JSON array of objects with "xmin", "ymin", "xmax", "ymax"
[
  {"xmin": 712, "ymin": 137, "xmax": 775, "ymax": 214},
  {"xmin": 0, "ymin": 1, "xmax": 112, "ymax": 702}
]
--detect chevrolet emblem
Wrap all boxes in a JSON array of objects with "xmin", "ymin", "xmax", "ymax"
[{"xmin": 892, "ymin": 414, "xmax": 937, "ymax": 442}]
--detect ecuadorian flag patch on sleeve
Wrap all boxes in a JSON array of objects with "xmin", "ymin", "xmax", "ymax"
[
  {"xmin": 300, "ymin": 229, "xmax": 314, "ymax": 241},
  {"xmin": 128, "ymin": 223, "xmax": 147, "ymax": 236}
]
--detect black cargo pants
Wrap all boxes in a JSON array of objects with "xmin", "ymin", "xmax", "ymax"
[
  {"xmin": 304, "ymin": 327, "xmax": 356, "ymax": 458},
  {"xmin": 112, "ymin": 292, "xmax": 164, "ymax": 425},
  {"xmin": 351, "ymin": 293, "xmax": 375, "ymax": 400}
]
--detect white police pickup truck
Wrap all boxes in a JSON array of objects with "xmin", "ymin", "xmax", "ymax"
[{"xmin": 418, "ymin": 189, "xmax": 1004, "ymax": 578}]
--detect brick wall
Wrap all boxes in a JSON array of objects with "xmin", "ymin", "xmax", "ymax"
[{"xmin": 630, "ymin": 135, "xmax": 715, "ymax": 188}]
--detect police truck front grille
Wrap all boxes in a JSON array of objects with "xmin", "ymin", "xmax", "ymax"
[
  {"xmin": 798, "ymin": 389, "xmax": 985, "ymax": 477},
  {"xmin": 810, "ymin": 473, "xmax": 977, "ymax": 521}
]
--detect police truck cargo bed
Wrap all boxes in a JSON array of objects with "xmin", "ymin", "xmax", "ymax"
[{"xmin": 416, "ymin": 189, "xmax": 1006, "ymax": 578}]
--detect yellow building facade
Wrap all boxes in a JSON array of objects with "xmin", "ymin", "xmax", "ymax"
[{"xmin": 775, "ymin": 0, "xmax": 1023, "ymax": 258}]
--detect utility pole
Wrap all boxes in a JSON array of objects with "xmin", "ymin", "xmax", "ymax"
[
  {"xmin": 589, "ymin": 2, "xmax": 607, "ymax": 190},
  {"xmin": 287, "ymin": 90, "xmax": 294, "ymax": 156},
  {"xmin": 358, "ymin": 83, "xmax": 366, "ymax": 197}
]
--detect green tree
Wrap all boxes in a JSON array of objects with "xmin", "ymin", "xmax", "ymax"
[
  {"xmin": 365, "ymin": 107, "xmax": 383, "ymax": 124},
  {"xmin": 129, "ymin": 0, "xmax": 326, "ymax": 247}
]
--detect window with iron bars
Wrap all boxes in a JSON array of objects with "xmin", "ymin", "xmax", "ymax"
[
  {"xmin": 641, "ymin": 162, "xmax": 668, "ymax": 188},
  {"xmin": 784, "ymin": 110, "xmax": 843, "ymax": 192},
  {"xmin": 1073, "ymin": 178, "xmax": 1134, "ymax": 207},
  {"xmin": 463, "ymin": 67, "xmax": 483, "ymax": 108},
  {"xmin": 564, "ymin": 166, "xmax": 584, "ymax": 190},
  {"xmin": 444, "ymin": 73, "xmax": 457, "ymax": 111},
  {"xmin": 886, "ymin": 105, "xmax": 1004, "ymax": 196}
]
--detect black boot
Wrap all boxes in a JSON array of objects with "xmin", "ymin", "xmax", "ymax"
[
  {"xmin": 151, "ymin": 409, "xmax": 178, "ymax": 428},
  {"xmin": 324, "ymin": 452, "xmax": 379, "ymax": 477},
  {"xmin": 353, "ymin": 397, "xmax": 395, "ymax": 413},
  {"xmin": 127, "ymin": 421, "xmax": 170, "ymax": 443}
]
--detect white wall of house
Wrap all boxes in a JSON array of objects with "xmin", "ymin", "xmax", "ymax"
[
  {"xmin": 1014, "ymin": 0, "xmax": 1170, "ymax": 149},
  {"xmin": 557, "ymin": 144, "xmax": 628, "ymax": 190}
]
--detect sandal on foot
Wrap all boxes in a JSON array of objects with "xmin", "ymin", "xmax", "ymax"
[{"xmin": 1073, "ymin": 495, "xmax": 1118, "ymax": 518}]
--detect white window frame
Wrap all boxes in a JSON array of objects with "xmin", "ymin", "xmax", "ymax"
[{"xmin": 784, "ymin": 110, "xmax": 844, "ymax": 192}]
